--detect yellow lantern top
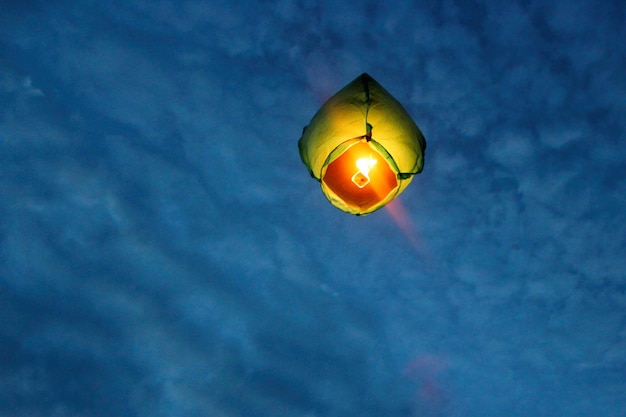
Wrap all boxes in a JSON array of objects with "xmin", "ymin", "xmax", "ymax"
[{"xmin": 298, "ymin": 73, "xmax": 426, "ymax": 215}]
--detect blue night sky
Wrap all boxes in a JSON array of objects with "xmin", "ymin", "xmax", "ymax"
[{"xmin": 1, "ymin": 1, "xmax": 625, "ymax": 416}]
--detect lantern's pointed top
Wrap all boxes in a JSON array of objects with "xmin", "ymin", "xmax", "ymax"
[{"xmin": 358, "ymin": 73, "xmax": 374, "ymax": 90}]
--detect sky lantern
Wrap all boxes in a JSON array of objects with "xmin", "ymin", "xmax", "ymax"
[{"xmin": 298, "ymin": 73, "xmax": 427, "ymax": 215}]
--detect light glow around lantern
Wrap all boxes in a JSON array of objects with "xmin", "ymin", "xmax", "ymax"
[
  {"xmin": 322, "ymin": 141, "xmax": 398, "ymax": 213},
  {"xmin": 351, "ymin": 156, "xmax": 377, "ymax": 188}
]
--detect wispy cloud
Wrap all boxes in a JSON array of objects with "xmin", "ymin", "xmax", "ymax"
[{"xmin": 1, "ymin": 1, "xmax": 625, "ymax": 416}]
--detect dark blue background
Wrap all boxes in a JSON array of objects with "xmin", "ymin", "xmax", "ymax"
[{"xmin": 1, "ymin": 1, "xmax": 625, "ymax": 416}]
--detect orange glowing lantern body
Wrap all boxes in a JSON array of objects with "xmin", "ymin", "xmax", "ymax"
[{"xmin": 298, "ymin": 73, "xmax": 426, "ymax": 215}]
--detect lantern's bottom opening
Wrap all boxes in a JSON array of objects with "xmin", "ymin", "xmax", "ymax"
[{"xmin": 322, "ymin": 142, "xmax": 398, "ymax": 211}]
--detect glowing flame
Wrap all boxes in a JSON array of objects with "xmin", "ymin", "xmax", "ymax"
[{"xmin": 351, "ymin": 156, "xmax": 377, "ymax": 188}]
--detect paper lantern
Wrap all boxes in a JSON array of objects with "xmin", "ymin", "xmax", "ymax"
[{"xmin": 298, "ymin": 73, "xmax": 426, "ymax": 215}]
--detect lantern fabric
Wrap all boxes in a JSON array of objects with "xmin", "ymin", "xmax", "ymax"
[{"xmin": 298, "ymin": 73, "xmax": 426, "ymax": 215}]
